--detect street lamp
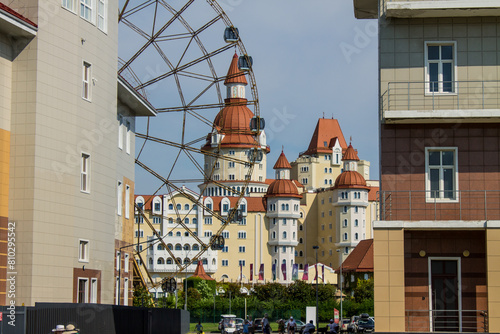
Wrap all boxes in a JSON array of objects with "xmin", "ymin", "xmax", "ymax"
[
  {"xmin": 313, "ymin": 245, "xmax": 319, "ymax": 327},
  {"xmin": 336, "ymin": 249, "xmax": 343, "ymax": 325}
]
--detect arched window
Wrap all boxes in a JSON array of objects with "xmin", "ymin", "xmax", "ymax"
[
  {"xmin": 193, "ymin": 204, "xmax": 197, "ymax": 210},
  {"xmin": 193, "ymin": 244, "xmax": 199, "ymax": 251},
  {"xmin": 212, "ymin": 259, "xmax": 216, "ymax": 265},
  {"xmin": 355, "ymin": 233, "xmax": 359, "ymax": 240},
  {"xmin": 281, "ymin": 203, "xmax": 285, "ymax": 210},
  {"xmin": 286, "ymin": 204, "xmax": 289, "ymax": 210},
  {"xmin": 157, "ymin": 244, "xmax": 163, "ymax": 250},
  {"xmin": 184, "ymin": 231, "xmax": 189, "ymax": 236},
  {"xmin": 299, "ymin": 264, "xmax": 303, "ymax": 269},
  {"xmin": 184, "ymin": 204, "xmax": 189, "ymax": 210},
  {"xmin": 167, "ymin": 244, "xmax": 173, "ymax": 250},
  {"xmin": 183, "ymin": 244, "xmax": 190, "ymax": 251},
  {"xmin": 299, "ymin": 251, "xmax": 303, "ymax": 257},
  {"xmin": 202, "ymin": 258, "xmax": 208, "ymax": 265},
  {"xmin": 149, "ymin": 258, "xmax": 153, "ymax": 265},
  {"xmin": 167, "ymin": 258, "xmax": 173, "ymax": 264},
  {"xmin": 299, "ymin": 238, "xmax": 303, "ymax": 244},
  {"xmin": 175, "ymin": 244, "xmax": 182, "ymax": 250},
  {"xmin": 283, "ymin": 231, "xmax": 287, "ymax": 239},
  {"xmin": 168, "ymin": 231, "xmax": 173, "ymax": 236},
  {"xmin": 176, "ymin": 231, "xmax": 181, "ymax": 236},
  {"xmin": 192, "ymin": 218, "xmax": 198, "ymax": 224},
  {"xmin": 299, "ymin": 225, "xmax": 303, "ymax": 231},
  {"xmin": 183, "ymin": 258, "xmax": 190, "ymax": 264},
  {"xmin": 176, "ymin": 258, "xmax": 181, "ymax": 264},
  {"xmin": 355, "ymin": 219, "xmax": 359, "ymax": 227},
  {"xmin": 168, "ymin": 204, "xmax": 173, "ymax": 210},
  {"xmin": 343, "ymin": 233, "xmax": 348, "ymax": 241},
  {"xmin": 176, "ymin": 204, "xmax": 181, "ymax": 210},
  {"xmin": 157, "ymin": 257, "xmax": 164, "ymax": 265},
  {"xmin": 343, "ymin": 219, "xmax": 348, "ymax": 227}
]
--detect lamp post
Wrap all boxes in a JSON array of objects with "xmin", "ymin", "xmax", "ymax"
[
  {"xmin": 313, "ymin": 245, "xmax": 319, "ymax": 327},
  {"xmin": 336, "ymin": 249, "xmax": 343, "ymax": 325}
]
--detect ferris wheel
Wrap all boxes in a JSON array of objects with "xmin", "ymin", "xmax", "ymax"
[{"xmin": 118, "ymin": 0, "xmax": 263, "ymax": 290}]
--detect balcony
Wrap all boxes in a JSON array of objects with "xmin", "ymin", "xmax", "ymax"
[
  {"xmin": 380, "ymin": 190, "xmax": 500, "ymax": 221},
  {"xmin": 382, "ymin": 81, "xmax": 500, "ymax": 123},
  {"xmin": 384, "ymin": 0, "xmax": 500, "ymax": 18}
]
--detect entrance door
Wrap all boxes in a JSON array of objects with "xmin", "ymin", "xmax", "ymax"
[{"xmin": 431, "ymin": 259, "xmax": 460, "ymax": 332}]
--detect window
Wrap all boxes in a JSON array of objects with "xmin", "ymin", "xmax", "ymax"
[
  {"xmin": 124, "ymin": 253, "xmax": 129, "ymax": 272},
  {"xmin": 343, "ymin": 206, "xmax": 348, "ymax": 213},
  {"xmin": 239, "ymin": 246, "xmax": 246, "ymax": 253},
  {"xmin": 135, "ymin": 216, "xmax": 143, "ymax": 224},
  {"xmin": 82, "ymin": 61, "xmax": 91, "ymax": 100},
  {"xmin": 343, "ymin": 219, "xmax": 348, "ymax": 227},
  {"xmin": 215, "ymin": 162, "xmax": 220, "ymax": 169},
  {"xmin": 426, "ymin": 148, "xmax": 458, "ymax": 201},
  {"xmin": 79, "ymin": 240, "xmax": 89, "ymax": 262},
  {"xmin": 62, "ymin": 0, "xmax": 76, "ymax": 12},
  {"xmin": 168, "ymin": 204, "xmax": 173, "ymax": 210},
  {"xmin": 355, "ymin": 219, "xmax": 359, "ymax": 227},
  {"xmin": 238, "ymin": 231, "xmax": 246, "ymax": 239},
  {"xmin": 239, "ymin": 260, "xmax": 246, "ymax": 267},
  {"xmin": 344, "ymin": 247, "xmax": 349, "ymax": 254},
  {"xmin": 329, "ymin": 210, "xmax": 332, "ymax": 216},
  {"xmin": 222, "ymin": 231, "xmax": 230, "ymax": 239},
  {"xmin": 355, "ymin": 206, "xmax": 359, "ymax": 213},
  {"xmin": 299, "ymin": 238, "xmax": 303, "ymax": 244},
  {"xmin": 272, "ymin": 231, "xmax": 276, "ymax": 239},
  {"xmin": 426, "ymin": 42, "xmax": 456, "ymax": 93},
  {"xmin": 321, "ymin": 225, "xmax": 325, "ymax": 231},
  {"xmin": 229, "ymin": 174, "xmax": 235, "ymax": 180},
  {"xmin": 134, "ymin": 230, "xmax": 143, "ymax": 238},
  {"xmin": 302, "ymin": 178, "xmax": 308, "ymax": 185},
  {"xmin": 125, "ymin": 121, "xmax": 131, "ymax": 154},
  {"xmin": 125, "ymin": 185, "xmax": 130, "ymax": 219},
  {"xmin": 81, "ymin": 153, "xmax": 90, "ymax": 192},
  {"xmin": 283, "ymin": 219, "xmax": 287, "ymax": 226},
  {"xmin": 154, "ymin": 202, "xmax": 161, "ymax": 212},
  {"xmin": 205, "ymin": 218, "xmax": 212, "ymax": 225},
  {"xmin": 222, "ymin": 246, "xmax": 228, "ymax": 253},
  {"xmin": 90, "ymin": 278, "xmax": 98, "ymax": 303},
  {"xmin": 97, "ymin": 0, "xmax": 106, "ymax": 32},
  {"xmin": 176, "ymin": 231, "xmax": 181, "ymax": 236},
  {"xmin": 117, "ymin": 181, "xmax": 122, "ymax": 216},
  {"xmin": 80, "ymin": 0, "xmax": 94, "ymax": 21},
  {"xmin": 223, "ymin": 204, "xmax": 229, "ymax": 212},
  {"xmin": 229, "ymin": 150, "xmax": 235, "ymax": 155},
  {"xmin": 283, "ymin": 231, "xmax": 287, "ymax": 239},
  {"xmin": 153, "ymin": 217, "xmax": 161, "ymax": 224},
  {"xmin": 222, "ymin": 260, "xmax": 228, "ymax": 266},
  {"xmin": 184, "ymin": 218, "xmax": 189, "ymax": 224},
  {"xmin": 355, "ymin": 233, "xmax": 359, "ymax": 240},
  {"xmin": 184, "ymin": 204, "xmax": 189, "ymax": 210},
  {"xmin": 343, "ymin": 233, "xmax": 348, "ymax": 241},
  {"xmin": 228, "ymin": 161, "xmax": 235, "ymax": 168},
  {"xmin": 77, "ymin": 278, "xmax": 89, "ymax": 303}
]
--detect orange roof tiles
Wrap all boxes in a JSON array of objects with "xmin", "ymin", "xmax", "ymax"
[
  {"xmin": 368, "ymin": 186, "xmax": 379, "ymax": 201},
  {"xmin": 214, "ymin": 98, "xmax": 254, "ymax": 132},
  {"xmin": 192, "ymin": 260, "xmax": 215, "ymax": 280},
  {"xmin": 343, "ymin": 144, "xmax": 360, "ymax": 161},
  {"xmin": 273, "ymin": 151, "xmax": 292, "ymax": 169},
  {"xmin": 334, "ymin": 171, "xmax": 367, "ymax": 188},
  {"xmin": 135, "ymin": 195, "xmax": 154, "ymax": 211},
  {"xmin": 266, "ymin": 179, "xmax": 302, "ymax": 198},
  {"xmin": 224, "ymin": 53, "xmax": 247, "ymax": 85},
  {"xmin": 302, "ymin": 118, "xmax": 348, "ymax": 156},
  {"xmin": 337, "ymin": 239, "xmax": 373, "ymax": 273}
]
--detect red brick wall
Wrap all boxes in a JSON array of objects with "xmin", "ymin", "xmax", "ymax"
[{"xmin": 380, "ymin": 123, "xmax": 500, "ymax": 220}]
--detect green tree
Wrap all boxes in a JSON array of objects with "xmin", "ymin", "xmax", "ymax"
[
  {"xmin": 353, "ymin": 278, "xmax": 374, "ymax": 303},
  {"xmin": 133, "ymin": 285, "xmax": 155, "ymax": 307},
  {"xmin": 196, "ymin": 280, "xmax": 213, "ymax": 300}
]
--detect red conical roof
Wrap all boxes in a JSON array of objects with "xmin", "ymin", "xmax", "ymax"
[
  {"xmin": 343, "ymin": 144, "xmax": 360, "ymax": 161},
  {"xmin": 224, "ymin": 53, "xmax": 247, "ymax": 85},
  {"xmin": 192, "ymin": 260, "xmax": 214, "ymax": 280},
  {"xmin": 274, "ymin": 151, "xmax": 292, "ymax": 169}
]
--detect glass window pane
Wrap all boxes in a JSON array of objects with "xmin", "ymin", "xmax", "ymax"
[
  {"xmin": 428, "ymin": 46, "xmax": 439, "ymax": 60},
  {"xmin": 443, "ymin": 63, "xmax": 453, "ymax": 92},
  {"xmin": 441, "ymin": 45, "xmax": 453, "ymax": 60},
  {"xmin": 442, "ymin": 151, "xmax": 454, "ymax": 165},
  {"xmin": 443, "ymin": 168, "xmax": 454, "ymax": 198},
  {"xmin": 429, "ymin": 151, "xmax": 440, "ymax": 165},
  {"xmin": 429, "ymin": 63, "xmax": 439, "ymax": 92},
  {"xmin": 430, "ymin": 169, "xmax": 439, "ymax": 198}
]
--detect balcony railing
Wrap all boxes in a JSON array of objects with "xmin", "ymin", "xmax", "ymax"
[
  {"xmin": 406, "ymin": 309, "xmax": 487, "ymax": 332},
  {"xmin": 382, "ymin": 81, "xmax": 500, "ymax": 113},
  {"xmin": 380, "ymin": 190, "xmax": 500, "ymax": 221}
]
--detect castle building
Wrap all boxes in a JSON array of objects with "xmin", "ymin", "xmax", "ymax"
[
  {"xmin": 0, "ymin": 1, "xmax": 154, "ymax": 306},
  {"xmin": 135, "ymin": 54, "xmax": 379, "ymax": 293},
  {"xmin": 353, "ymin": 0, "xmax": 500, "ymax": 332}
]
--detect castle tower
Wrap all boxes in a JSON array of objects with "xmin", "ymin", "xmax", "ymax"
[
  {"xmin": 265, "ymin": 151, "xmax": 302, "ymax": 283},
  {"xmin": 201, "ymin": 53, "xmax": 269, "ymax": 198}
]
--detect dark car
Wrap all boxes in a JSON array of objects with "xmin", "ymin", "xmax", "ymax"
[
  {"xmin": 253, "ymin": 318, "xmax": 263, "ymax": 333},
  {"xmin": 356, "ymin": 318, "xmax": 374, "ymax": 333}
]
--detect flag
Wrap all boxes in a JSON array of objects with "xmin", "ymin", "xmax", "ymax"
[
  {"xmin": 272, "ymin": 264, "xmax": 276, "ymax": 281},
  {"xmin": 322, "ymin": 264, "xmax": 325, "ymax": 282},
  {"xmin": 281, "ymin": 263, "xmax": 287, "ymax": 281},
  {"xmin": 302, "ymin": 264, "xmax": 309, "ymax": 281},
  {"xmin": 258, "ymin": 264, "xmax": 264, "ymax": 281},
  {"xmin": 250, "ymin": 263, "xmax": 253, "ymax": 282},
  {"xmin": 314, "ymin": 263, "xmax": 318, "ymax": 280},
  {"xmin": 292, "ymin": 264, "xmax": 298, "ymax": 280},
  {"xmin": 334, "ymin": 309, "xmax": 340, "ymax": 324}
]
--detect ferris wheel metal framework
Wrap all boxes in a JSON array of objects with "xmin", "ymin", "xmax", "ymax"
[{"xmin": 118, "ymin": 0, "xmax": 263, "ymax": 292}]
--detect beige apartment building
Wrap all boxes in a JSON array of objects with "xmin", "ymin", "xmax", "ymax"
[
  {"xmin": 354, "ymin": 0, "xmax": 500, "ymax": 332},
  {"xmin": 0, "ymin": 1, "xmax": 154, "ymax": 306}
]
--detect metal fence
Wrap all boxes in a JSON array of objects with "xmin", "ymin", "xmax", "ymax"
[
  {"xmin": 380, "ymin": 190, "xmax": 500, "ymax": 221},
  {"xmin": 405, "ymin": 309, "xmax": 488, "ymax": 332},
  {"xmin": 382, "ymin": 81, "xmax": 500, "ymax": 112}
]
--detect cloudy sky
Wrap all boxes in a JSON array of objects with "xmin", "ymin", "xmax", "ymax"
[{"xmin": 125, "ymin": 0, "xmax": 379, "ymax": 194}]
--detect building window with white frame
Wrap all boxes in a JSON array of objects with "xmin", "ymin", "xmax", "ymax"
[
  {"xmin": 118, "ymin": 115, "xmax": 123, "ymax": 149},
  {"xmin": 124, "ymin": 253, "xmax": 129, "ymax": 272},
  {"xmin": 82, "ymin": 61, "xmax": 91, "ymax": 100},
  {"xmin": 97, "ymin": 0, "xmax": 106, "ymax": 32},
  {"xmin": 90, "ymin": 278, "xmax": 98, "ymax": 303},
  {"xmin": 239, "ymin": 246, "xmax": 245, "ymax": 253},
  {"xmin": 81, "ymin": 153, "xmax": 90, "ymax": 193},
  {"xmin": 123, "ymin": 278, "xmax": 129, "ymax": 306},
  {"xmin": 79, "ymin": 239, "xmax": 89, "ymax": 262},
  {"xmin": 117, "ymin": 181, "xmax": 122, "ymax": 216},
  {"xmin": 125, "ymin": 121, "xmax": 131, "ymax": 155},
  {"xmin": 80, "ymin": 0, "xmax": 93, "ymax": 22},
  {"xmin": 425, "ymin": 42, "xmax": 456, "ymax": 93},
  {"xmin": 125, "ymin": 185, "xmax": 130, "ymax": 219},
  {"xmin": 62, "ymin": 0, "xmax": 76, "ymax": 12},
  {"xmin": 222, "ymin": 260, "xmax": 228, "ymax": 266},
  {"xmin": 77, "ymin": 278, "xmax": 89, "ymax": 303},
  {"xmin": 426, "ymin": 148, "xmax": 458, "ymax": 201}
]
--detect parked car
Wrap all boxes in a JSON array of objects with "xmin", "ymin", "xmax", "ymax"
[
  {"xmin": 348, "ymin": 316, "xmax": 360, "ymax": 332},
  {"xmin": 235, "ymin": 318, "xmax": 244, "ymax": 332},
  {"xmin": 294, "ymin": 320, "xmax": 306, "ymax": 333},
  {"xmin": 340, "ymin": 319, "xmax": 351, "ymax": 333},
  {"xmin": 253, "ymin": 318, "xmax": 263, "ymax": 333},
  {"xmin": 219, "ymin": 314, "xmax": 239, "ymax": 334},
  {"xmin": 356, "ymin": 318, "xmax": 374, "ymax": 333}
]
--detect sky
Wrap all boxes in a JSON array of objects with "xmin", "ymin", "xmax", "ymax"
[{"xmin": 122, "ymin": 0, "xmax": 379, "ymax": 194}]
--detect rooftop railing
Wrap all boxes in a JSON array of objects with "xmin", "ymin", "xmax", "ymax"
[
  {"xmin": 380, "ymin": 190, "xmax": 500, "ymax": 221},
  {"xmin": 406, "ymin": 309, "xmax": 487, "ymax": 333},
  {"xmin": 382, "ymin": 81, "xmax": 500, "ymax": 113}
]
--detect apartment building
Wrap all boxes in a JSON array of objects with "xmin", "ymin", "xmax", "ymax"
[{"xmin": 353, "ymin": 0, "xmax": 500, "ymax": 332}]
